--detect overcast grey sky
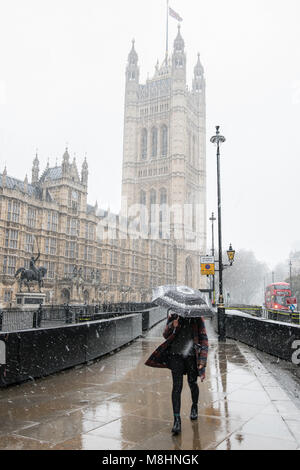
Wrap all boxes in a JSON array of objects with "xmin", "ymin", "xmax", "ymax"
[{"xmin": 0, "ymin": 0, "xmax": 300, "ymax": 270}]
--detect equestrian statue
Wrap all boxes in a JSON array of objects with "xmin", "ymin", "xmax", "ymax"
[{"xmin": 15, "ymin": 240, "xmax": 47, "ymax": 292}]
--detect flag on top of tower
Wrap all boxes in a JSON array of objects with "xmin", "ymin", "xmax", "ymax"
[{"xmin": 169, "ymin": 6, "xmax": 183, "ymax": 22}]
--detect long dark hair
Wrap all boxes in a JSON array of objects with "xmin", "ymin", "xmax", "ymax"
[{"xmin": 167, "ymin": 309, "xmax": 194, "ymax": 325}]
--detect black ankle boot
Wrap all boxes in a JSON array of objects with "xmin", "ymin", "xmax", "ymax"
[
  {"xmin": 190, "ymin": 404, "xmax": 198, "ymax": 421},
  {"xmin": 172, "ymin": 416, "xmax": 181, "ymax": 434}
]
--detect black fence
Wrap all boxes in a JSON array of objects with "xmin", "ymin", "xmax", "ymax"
[
  {"xmin": 228, "ymin": 305, "xmax": 263, "ymax": 317},
  {"xmin": 266, "ymin": 308, "xmax": 300, "ymax": 325},
  {"xmin": 0, "ymin": 302, "xmax": 155, "ymax": 333},
  {"xmin": 227, "ymin": 304, "xmax": 300, "ymax": 325}
]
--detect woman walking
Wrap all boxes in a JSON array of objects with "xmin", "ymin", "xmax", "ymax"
[{"xmin": 145, "ymin": 310, "xmax": 209, "ymax": 435}]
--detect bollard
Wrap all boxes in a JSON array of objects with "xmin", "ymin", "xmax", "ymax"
[
  {"xmin": 64, "ymin": 304, "xmax": 73, "ymax": 324},
  {"xmin": 0, "ymin": 311, "xmax": 2, "ymax": 331},
  {"xmin": 32, "ymin": 311, "xmax": 37, "ymax": 329},
  {"xmin": 37, "ymin": 305, "xmax": 43, "ymax": 328}
]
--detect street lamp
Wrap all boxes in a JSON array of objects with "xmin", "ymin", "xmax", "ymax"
[
  {"xmin": 209, "ymin": 212, "xmax": 216, "ymax": 306},
  {"xmin": 227, "ymin": 244, "xmax": 236, "ymax": 266},
  {"xmin": 210, "ymin": 125, "xmax": 227, "ymax": 341}
]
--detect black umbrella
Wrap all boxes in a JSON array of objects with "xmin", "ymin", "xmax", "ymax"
[{"xmin": 152, "ymin": 285, "xmax": 214, "ymax": 319}]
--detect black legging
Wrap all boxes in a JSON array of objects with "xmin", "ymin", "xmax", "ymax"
[{"xmin": 169, "ymin": 354, "xmax": 199, "ymax": 416}]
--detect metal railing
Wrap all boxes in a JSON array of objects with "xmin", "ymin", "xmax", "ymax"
[
  {"xmin": 228, "ymin": 305, "xmax": 263, "ymax": 317},
  {"xmin": 227, "ymin": 304, "xmax": 300, "ymax": 325},
  {"xmin": 266, "ymin": 308, "xmax": 300, "ymax": 325},
  {"xmin": 0, "ymin": 302, "xmax": 155, "ymax": 333}
]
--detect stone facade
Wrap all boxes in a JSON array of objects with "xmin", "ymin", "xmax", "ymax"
[
  {"xmin": 0, "ymin": 27, "xmax": 207, "ymax": 307},
  {"xmin": 121, "ymin": 27, "xmax": 207, "ymax": 290},
  {"xmin": 0, "ymin": 152, "xmax": 100, "ymax": 306},
  {"xmin": 0, "ymin": 152, "xmax": 175, "ymax": 306}
]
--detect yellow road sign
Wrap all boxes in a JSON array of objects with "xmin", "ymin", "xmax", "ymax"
[
  {"xmin": 201, "ymin": 264, "xmax": 215, "ymax": 275},
  {"xmin": 201, "ymin": 257, "xmax": 215, "ymax": 276}
]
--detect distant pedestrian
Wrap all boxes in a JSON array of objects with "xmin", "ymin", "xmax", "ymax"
[
  {"xmin": 145, "ymin": 311, "xmax": 209, "ymax": 435},
  {"xmin": 64, "ymin": 303, "xmax": 72, "ymax": 324},
  {"xmin": 37, "ymin": 303, "xmax": 43, "ymax": 328}
]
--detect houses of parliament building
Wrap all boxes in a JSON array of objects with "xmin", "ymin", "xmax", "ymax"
[{"xmin": 0, "ymin": 26, "xmax": 207, "ymax": 307}]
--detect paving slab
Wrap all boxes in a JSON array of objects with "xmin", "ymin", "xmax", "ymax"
[{"xmin": 0, "ymin": 319, "xmax": 299, "ymax": 450}]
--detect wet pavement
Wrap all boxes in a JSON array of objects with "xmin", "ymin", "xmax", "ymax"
[{"xmin": 0, "ymin": 319, "xmax": 300, "ymax": 450}]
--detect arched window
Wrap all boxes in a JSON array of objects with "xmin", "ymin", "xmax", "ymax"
[
  {"xmin": 149, "ymin": 189, "xmax": 157, "ymax": 231},
  {"xmin": 151, "ymin": 127, "xmax": 158, "ymax": 158},
  {"xmin": 161, "ymin": 125, "xmax": 168, "ymax": 157},
  {"xmin": 139, "ymin": 190, "xmax": 147, "ymax": 235},
  {"xmin": 61, "ymin": 288, "xmax": 70, "ymax": 303},
  {"xmin": 150, "ymin": 189, "xmax": 156, "ymax": 206},
  {"xmin": 192, "ymin": 135, "xmax": 196, "ymax": 167},
  {"xmin": 140, "ymin": 190, "xmax": 146, "ymax": 206},
  {"xmin": 175, "ymin": 58, "xmax": 183, "ymax": 68},
  {"xmin": 185, "ymin": 258, "xmax": 193, "ymax": 287},
  {"xmin": 141, "ymin": 128, "xmax": 148, "ymax": 160},
  {"xmin": 160, "ymin": 188, "xmax": 167, "ymax": 205},
  {"xmin": 188, "ymin": 132, "xmax": 192, "ymax": 162},
  {"xmin": 192, "ymin": 194, "xmax": 196, "ymax": 232},
  {"xmin": 159, "ymin": 188, "xmax": 168, "ymax": 239}
]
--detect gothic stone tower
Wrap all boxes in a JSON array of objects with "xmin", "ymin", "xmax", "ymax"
[{"xmin": 121, "ymin": 27, "xmax": 207, "ymax": 288}]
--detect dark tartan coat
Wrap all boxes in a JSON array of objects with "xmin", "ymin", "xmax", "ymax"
[{"xmin": 145, "ymin": 314, "xmax": 209, "ymax": 378}]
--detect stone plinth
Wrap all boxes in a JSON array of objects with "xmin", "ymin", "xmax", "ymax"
[{"xmin": 16, "ymin": 292, "xmax": 46, "ymax": 310}]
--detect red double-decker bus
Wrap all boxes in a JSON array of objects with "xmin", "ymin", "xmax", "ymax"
[{"xmin": 265, "ymin": 282, "xmax": 297, "ymax": 311}]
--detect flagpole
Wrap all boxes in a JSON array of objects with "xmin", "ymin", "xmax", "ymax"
[{"xmin": 166, "ymin": 0, "xmax": 169, "ymax": 60}]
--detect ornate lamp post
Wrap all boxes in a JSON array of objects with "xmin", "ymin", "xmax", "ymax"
[
  {"xmin": 209, "ymin": 212, "xmax": 216, "ymax": 305},
  {"xmin": 210, "ymin": 126, "xmax": 227, "ymax": 341},
  {"xmin": 227, "ymin": 244, "xmax": 236, "ymax": 266}
]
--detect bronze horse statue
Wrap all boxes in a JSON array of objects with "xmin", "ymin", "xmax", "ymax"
[{"xmin": 15, "ymin": 266, "xmax": 47, "ymax": 292}]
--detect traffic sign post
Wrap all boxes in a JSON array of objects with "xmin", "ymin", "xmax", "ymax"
[{"xmin": 201, "ymin": 256, "xmax": 215, "ymax": 276}]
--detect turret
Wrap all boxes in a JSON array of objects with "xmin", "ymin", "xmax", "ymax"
[
  {"xmin": 62, "ymin": 148, "xmax": 70, "ymax": 176},
  {"xmin": 192, "ymin": 53, "xmax": 205, "ymax": 93},
  {"xmin": 24, "ymin": 174, "xmax": 28, "ymax": 193},
  {"xmin": 32, "ymin": 153, "xmax": 40, "ymax": 184},
  {"xmin": 172, "ymin": 25, "xmax": 186, "ymax": 81},
  {"xmin": 2, "ymin": 166, "xmax": 7, "ymax": 188},
  {"xmin": 126, "ymin": 39, "xmax": 140, "ymax": 84},
  {"xmin": 81, "ymin": 157, "xmax": 88, "ymax": 186}
]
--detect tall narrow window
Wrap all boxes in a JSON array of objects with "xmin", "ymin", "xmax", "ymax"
[
  {"xmin": 192, "ymin": 135, "xmax": 196, "ymax": 167},
  {"xmin": 185, "ymin": 258, "xmax": 193, "ymax": 287},
  {"xmin": 159, "ymin": 188, "xmax": 168, "ymax": 239},
  {"xmin": 5, "ymin": 230, "xmax": 18, "ymax": 249},
  {"xmin": 140, "ymin": 190, "xmax": 147, "ymax": 235},
  {"xmin": 140, "ymin": 190, "xmax": 146, "ymax": 206},
  {"xmin": 27, "ymin": 207, "xmax": 36, "ymax": 228},
  {"xmin": 8, "ymin": 201, "xmax": 20, "ymax": 223},
  {"xmin": 150, "ymin": 189, "xmax": 156, "ymax": 206},
  {"xmin": 150, "ymin": 189, "xmax": 157, "ymax": 228},
  {"xmin": 160, "ymin": 188, "xmax": 167, "ymax": 205},
  {"xmin": 161, "ymin": 125, "xmax": 168, "ymax": 157},
  {"xmin": 192, "ymin": 194, "xmax": 196, "ymax": 232},
  {"xmin": 151, "ymin": 127, "xmax": 158, "ymax": 158},
  {"xmin": 25, "ymin": 234, "xmax": 34, "ymax": 253},
  {"xmin": 141, "ymin": 128, "xmax": 148, "ymax": 160}
]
